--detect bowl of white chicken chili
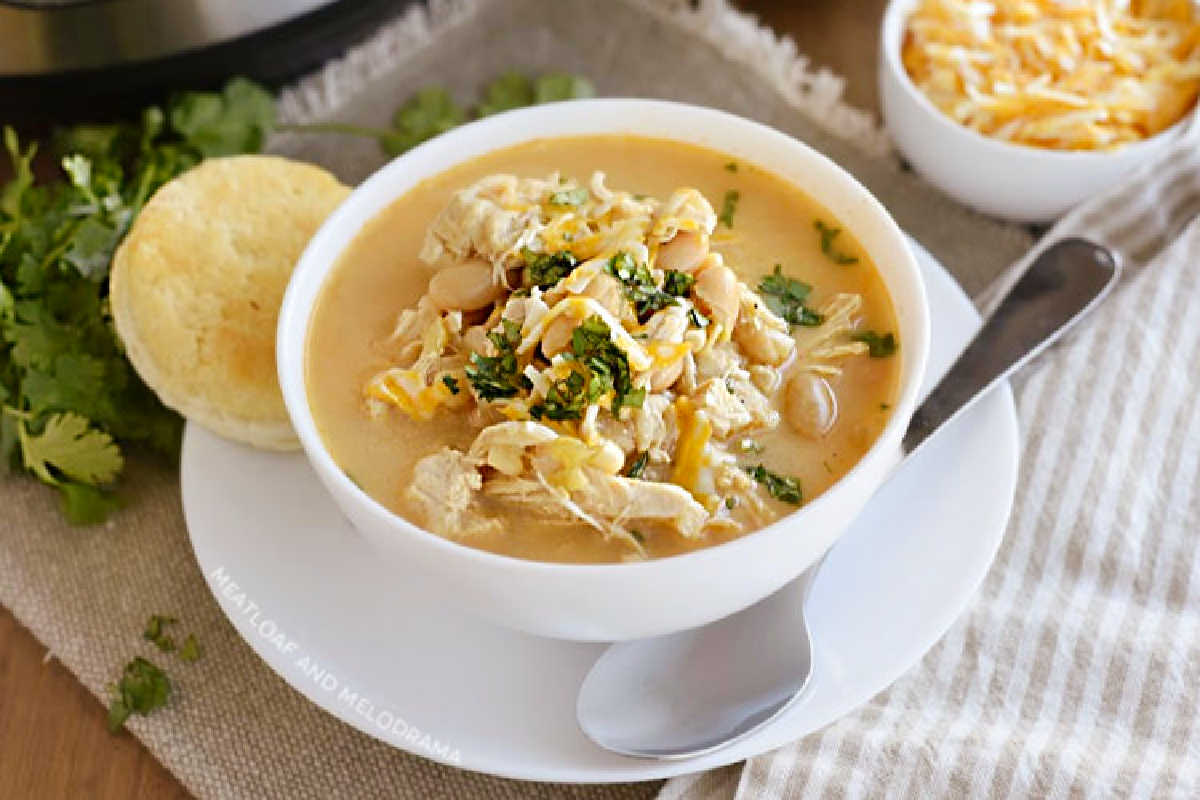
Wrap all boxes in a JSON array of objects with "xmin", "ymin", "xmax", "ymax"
[{"xmin": 278, "ymin": 99, "xmax": 930, "ymax": 641}]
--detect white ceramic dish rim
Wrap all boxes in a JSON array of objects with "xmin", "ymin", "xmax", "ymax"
[
  {"xmin": 277, "ymin": 98, "xmax": 930, "ymax": 580},
  {"xmin": 881, "ymin": 0, "xmax": 1195, "ymax": 162}
]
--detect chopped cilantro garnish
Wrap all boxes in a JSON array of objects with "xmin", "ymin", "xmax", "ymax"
[
  {"xmin": 626, "ymin": 451, "xmax": 648, "ymax": 479},
  {"xmin": 143, "ymin": 614, "xmax": 178, "ymax": 653},
  {"xmin": 662, "ymin": 270, "xmax": 695, "ymax": 297},
  {"xmin": 606, "ymin": 252, "xmax": 678, "ymax": 322},
  {"xmin": 441, "ymin": 375, "xmax": 460, "ymax": 395},
  {"xmin": 548, "ymin": 187, "xmax": 588, "ymax": 206},
  {"xmin": 465, "ymin": 319, "xmax": 530, "ymax": 401},
  {"xmin": 725, "ymin": 496, "xmax": 738, "ymax": 509},
  {"xmin": 757, "ymin": 265, "xmax": 823, "ymax": 327},
  {"xmin": 179, "ymin": 633, "xmax": 203, "ymax": 663},
  {"xmin": 522, "ymin": 248, "xmax": 578, "ymax": 289},
  {"xmin": 530, "ymin": 370, "xmax": 589, "ymax": 421},
  {"xmin": 687, "ymin": 307, "xmax": 710, "ymax": 328},
  {"xmin": 815, "ymin": 219, "xmax": 858, "ymax": 265},
  {"xmin": 745, "ymin": 464, "xmax": 803, "ymax": 505},
  {"xmin": 719, "ymin": 190, "xmax": 739, "ymax": 228},
  {"xmin": 851, "ymin": 330, "xmax": 898, "ymax": 357},
  {"xmin": 107, "ymin": 657, "xmax": 170, "ymax": 732},
  {"xmin": 571, "ymin": 315, "xmax": 644, "ymax": 414}
]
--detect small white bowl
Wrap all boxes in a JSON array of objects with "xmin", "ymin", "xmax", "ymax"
[
  {"xmin": 278, "ymin": 99, "xmax": 930, "ymax": 642},
  {"xmin": 880, "ymin": 0, "xmax": 1192, "ymax": 223}
]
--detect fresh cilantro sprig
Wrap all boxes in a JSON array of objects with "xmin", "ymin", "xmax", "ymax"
[
  {"xmin": 0, "ymin": 78, "xmax": 274, "ymax": 523},
  {"xmin": 745, "ymin": 464, "xmax": 803, "ymax": 505},
  {"xmin": 851, "ymin": 330, "xmax": 898, "ymax": 357},
  {"xmin": 815, "ymin": 219, "xmax": 858, "ymax": 265},
  {"xmin": 757, "ymin": 265, "xmax": 823, "ymax": 327},
  {"xmin": 282, "ymin": 71, "xmax": 594, "ymax": 157}
]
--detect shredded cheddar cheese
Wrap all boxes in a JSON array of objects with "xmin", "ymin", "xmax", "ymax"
[{"xmin": 902, "ymin": 0, "xmax": 1200, "ymax": 150}]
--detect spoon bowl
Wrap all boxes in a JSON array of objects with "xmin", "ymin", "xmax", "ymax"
[{"xmin": 578, "ymin": 238, "xmax": 1119, "ymax": 759}]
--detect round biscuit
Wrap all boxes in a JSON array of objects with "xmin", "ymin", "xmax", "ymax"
[{"xmin": 110, "ymin": 155, "xmax": 350, "ymax": 450}]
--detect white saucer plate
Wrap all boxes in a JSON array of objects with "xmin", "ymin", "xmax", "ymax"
[{"xmin": 183, "ymin": 241, "xmax": 1019, "ymax": 782}]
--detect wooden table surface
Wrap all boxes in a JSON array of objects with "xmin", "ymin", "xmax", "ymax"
[{"xmin": 0, "ymin": 1, "xmax": 885, "ymax": 796}]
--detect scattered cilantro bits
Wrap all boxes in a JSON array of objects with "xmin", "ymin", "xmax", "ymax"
[
  {"xmin": 815, "ymin": 219, "xmax": 858, "ymax": 265},
  {"xmin": 441, "ymin": 375, "xmax": 460, "ymax": 395},
  {"xmin": 1, "ymin": 80, "xmax": 274, "ymax": 523},
  {"xmin": 548, "ymin": 186, "xmax": 589, "ymax": 206},
  {"xmin": 744, "ymin": 464, "xmax": 803, "ymax": 505},
  {"xmin": 522, "ymin": 248, "xmax": 577, "ymax": 289},
  {"xmin": 758, "ymin": 265, "xmax": 823, "ymax": 327},
  {"xmin": 719, "ymin": 190, "xmax": 739, "ymax": 228},
  {"xmin": 662, "ymin": 269, "xmax": 695, "ymax": 297},
  {"xmin": 852, "ymin": 330, "xmax": 898, "ymax": 357},
  {"xmin": 143, "ymin": 614, "xmax": 178, "ymax": 653},
  {"xmin": 606, "ymin": 251, "xmax": 679, "ymax": 323},
  {"xmin": 107, "ymin": 657, "xmax": 170, "ymax": 733},
  {"xmin": 464, "ymin": 319, "xmax": 529, "ymax": 401},
  {"xmin": 626, "ymin": 451, "xmax": 649, "ymax": 479},
  {"xmin": 108, "ymin": 616, "xmax": 204, "ymax": 732},
  {"xmin": 179, "ymin": 634, "xmax": 203, "ymax": 664}
]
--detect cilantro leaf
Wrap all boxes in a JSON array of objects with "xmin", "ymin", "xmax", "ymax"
[
  {"xmin": 662, "ymin": 270, "xmax": 695, "ymax": 297},
  {"xmin": 477, "ymin": 71, "xmax": 536, "ymax": 116},
  {"xmin": 814, "ymin": 219, "xmax": 858, "ymax": 265},
  {"xmin": 719, "ymin": 190, "xmax": 739, "ymax": 228},
  {"xmin": 441, "ymin": 375, "xmax": 460, "ymax": 395},
  {"xmin": 386, "ymin": 88, "xmax": 465, "ymax": 156},
  {"xmin": 530, "ymin": 370, "xmax": 588, "ymax": 421},
  {"xmin": 570, "ymin": 315, "xmax": 644, "ymax": 414},
  {"xmin": 522, "ymin": 248, "xmax": 577, "ymax": 289},
  {"xmin": 533, "ymin": 73, "xmax": 596, "ymax": 103},
  {"xmin": 465, "ymin": 319, "xmax": 529, "ymax": 401},
  {"xmin": 625, "ymin": 451, "xmax": 648, "ymax": 479},
  {"xmin": 179, "ymin": 634, "xmax": 203, "ymax": 663},
  {"xmin": 169, "ymin": 77, "xmax": 275, "ymax": 157},
  {"xmin": 757, "ymin": 265, "xmax": 823, "ymax": 327},
  {"xmin": 107, "ymin": 657, "xmax": 170, "ymax": 732},
  {"xmin": 548, "ymin": 187, "xmax": 589, "ymax": 206},
  {"xmin": 851, "ymin": 330, "xmax": 898, "ymax": 357},
  {"xmin": 606, "ymin": 251, "xmax": 677, "ymax": 322},
  {"xmin": 1, "ymin": 126, "xmax": 35, "ymax": 220},
  {"xmin": 744, "ymin": 463, "xmax": 803, "ymax": 505},
  {"xmin": 16, "ymin": 411, "xmax": 123, "ymax": 486},
  {"xmin": 143, "ymin": 614, "xmax": 178, "ymax": 652}
]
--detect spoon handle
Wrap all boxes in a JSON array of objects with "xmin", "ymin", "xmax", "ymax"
[{"xmin": 902, "ymin": 238, "xmax": 1120, "ymax": 455}]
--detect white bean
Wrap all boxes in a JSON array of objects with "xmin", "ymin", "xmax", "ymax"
[
  {"xmin": 785, "ymin": 372, "xmax": 837, "ymax": 438},
  {"xmin": 428, "ymin": 260, "xmax": 501, "ymax": 312},
  {"xmin": 693, "ymin": 262, "xmax": 739, "ymax": 332},
  {"xmin": 657, "ymin": 230, "xmax": 709, "ymax": 273}
]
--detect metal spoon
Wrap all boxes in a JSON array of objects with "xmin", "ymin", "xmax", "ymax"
[{"xmin": 577, "ymin": 238, "xmax": 1120, "ymax": 760}]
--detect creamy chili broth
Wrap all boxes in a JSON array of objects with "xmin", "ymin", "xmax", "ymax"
[{"xmin": 306, "ymin": 135, "xmax": 900, "ymax": 563}]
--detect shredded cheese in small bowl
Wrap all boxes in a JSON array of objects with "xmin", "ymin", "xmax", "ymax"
[{"xmin": 902, "ymin": 0, "xmax": 1200, "ymax": 151}]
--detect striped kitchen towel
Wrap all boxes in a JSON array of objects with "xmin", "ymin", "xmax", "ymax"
[{"xmin": 663, "ymin": 126, "xmax": 1200, "ymax": 800}]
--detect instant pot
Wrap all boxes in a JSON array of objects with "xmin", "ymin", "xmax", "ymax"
[{"xmin": 0, "ymin": 0, "xmax": 407, "ymax": 122}]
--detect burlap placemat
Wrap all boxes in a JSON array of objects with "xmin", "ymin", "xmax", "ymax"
[{"xmin": 0, "ymin": 1, "xmax": 1032, "ymax": 797}]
